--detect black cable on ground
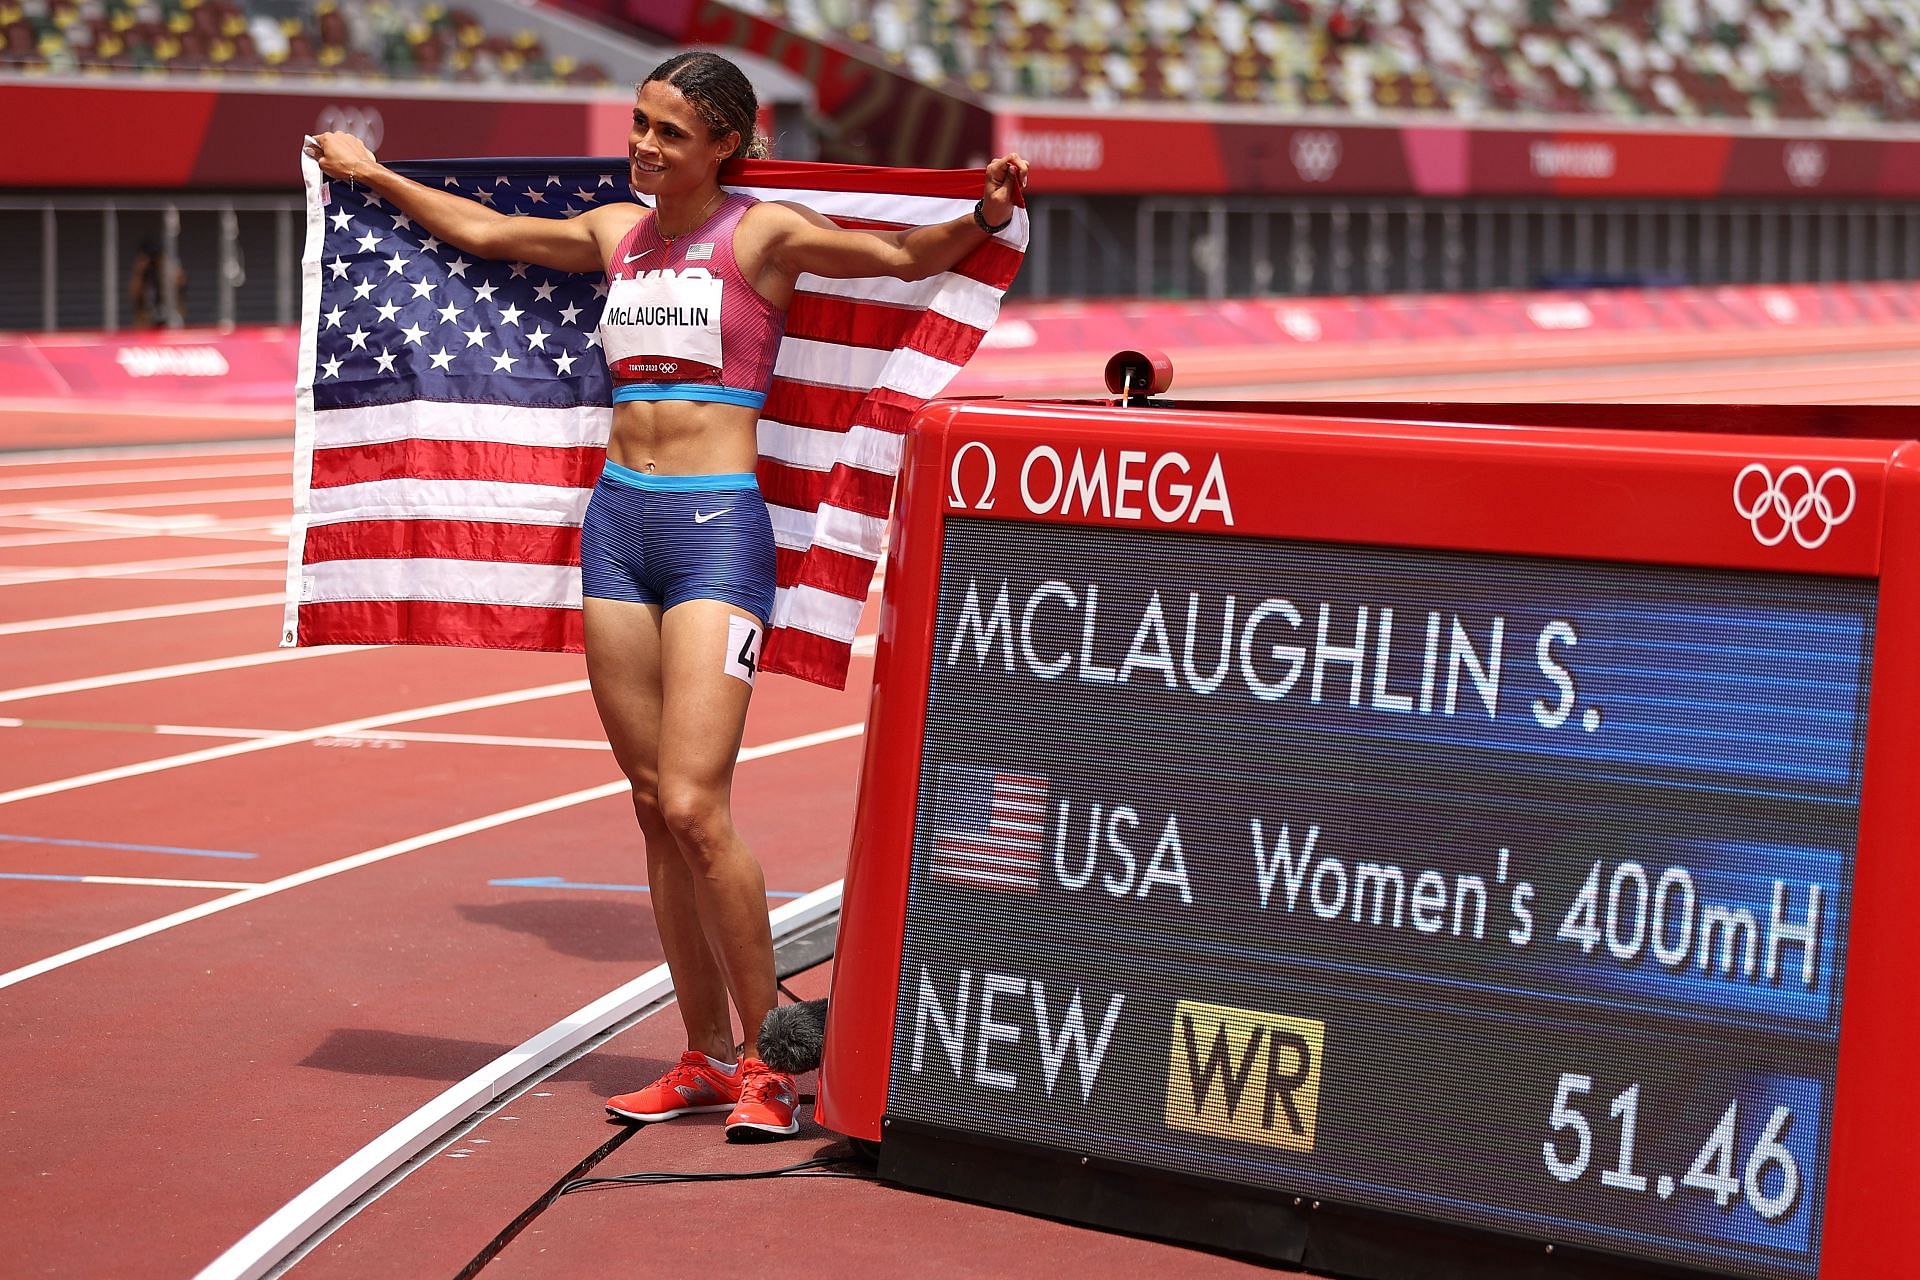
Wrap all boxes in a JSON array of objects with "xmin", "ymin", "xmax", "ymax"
[
  {"xmin": 452, "ymin": 1125, "xmax": 639, "ymax": 1279},
  {"xmin": 560, "ymin": 1150, "xmax": 877, "ymax": 1196}
]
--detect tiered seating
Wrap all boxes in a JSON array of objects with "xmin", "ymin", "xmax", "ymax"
[
  {"xmin": 728, "ymin": 0, "xmax": 1919, "ymax": 121},
  {"xmin": 0, "ymin": 0, "xmax": 610, "ymax": 85}
]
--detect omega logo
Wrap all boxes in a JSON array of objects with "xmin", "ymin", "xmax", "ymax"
[{"xmin": 948, "ymin": 440, "xmax": 998, "ymax": 511}]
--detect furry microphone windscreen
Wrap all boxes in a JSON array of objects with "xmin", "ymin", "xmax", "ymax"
[{"xmin": 758, "ymin": 998, "xmax": 829, "ymax": 1073}]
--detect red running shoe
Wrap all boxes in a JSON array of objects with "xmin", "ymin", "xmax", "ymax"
[
  {"xmin": 605, "ymin": 1052, "xmax": 740, "ymax": 1123},
  {"xmin": 724, "ymin": 1057, "xmax": 800, "ymax": 1141}
]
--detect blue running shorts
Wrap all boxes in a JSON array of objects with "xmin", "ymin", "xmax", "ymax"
[{"xmin": 579, "ymin": 459, "xmax": 777, "ymax": 624}]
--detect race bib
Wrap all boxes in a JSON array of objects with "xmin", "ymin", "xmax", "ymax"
[{"xmin": 599, "ymin": 272, "xmax": 724, "ymax": 381}]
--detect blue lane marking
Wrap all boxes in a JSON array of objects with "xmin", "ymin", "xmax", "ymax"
[
  {"xmin": 0, "ymin": 832, "xmax": 258, "ymax": 861},
  {"xmin": 0, "ymin": 872, "xmax": 87, "ymax": 883},
  {"xmin": 490, "ymin": 875, "xmax": 805, "ymax": 900}
]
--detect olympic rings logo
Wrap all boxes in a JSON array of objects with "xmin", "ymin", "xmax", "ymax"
[
  {"xmin": 1732, "ymin": 463, "xmax": 1855, "ymax": 549},
  {"xmin": 315, "ymin": 105, "xmax": 386, "ymax": 151}
]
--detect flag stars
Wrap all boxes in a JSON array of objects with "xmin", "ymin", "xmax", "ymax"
[
  {"xmin": 328, "ymin": 256, "xmax": 349, "ymax": 280},
  {"xmin": 475, "ymin": 189, "xmax": 497, "ymax": 206},
  {"xmin": 572, "ymin": 187, "xmax": 595, "ymax": 204},
  {"xmin": 390, "ymin": 212, "xmax": 413, "ymax": 231},
  {"xmin": 510, "ymin": 262, "xmax": 530, "ymax": 278},
  {"xmin": 498, "ymin": 303, "xmax": 524, "ymax": 327},
  {"xmin": 374, "ymin": 347, "xmax": 399, "ymax": 374},
  {"xmin": 463, "ymin": 324, "xmax": 489, "ymax": 348},
  {"xmin": 429, "ymin": 347, "xmax": 456, "ymax": 370},
  {"xmin": 421, "ymin": 234, "xmax": 442, "ymax": 254},
  {"xmin": 355, "ymin": 230, "xmax": 381, "ymax": 255},
  {"xmin": 473, "ymin": 281, "xmax": 499, "ymax": 303},
  {"xmin": 322, "ymin": 304, "xmax": 346, "ymax": 328},
  {"xmin": 590, "ymin": 280, "xmax": 609, "ymax": 298},
  {"xmin": 443, "ymin": 176, "xmax": 462, "ymax": 188},
  {"xmin": 533, "ymin": 281, "xmax": 557, "ymax": 302},
  {"xmin": 400, "ymin": 322, "xmax": 427, "ymax": 345},
  {"xmin": 329, "ymin": 209, "xmax": 353, "ymax": 232},
  {"xmin": 385, "ymin": 252, "xmax": 410, "ymax": 276},
  {"xmin": 320, "ymin": 354, "xmax": 343, "ymax": 379},
  {"xmin": 490, "ymin": 350, "xmax": 519, "ymax": 373},
  {"xmin": 447, "ymin": 257, "xmax": 472, "ymax": 278},
  {"xmin": 554, "ymin": 351, "xmax": 578, "ymax": 375},
  {"xmin": 558, "ymin": 302, "xmax": 582, "ymax": 326},
  {"xmin": 346, "ymin": 326, "xmax": 372, "ymax": 351},
  {"xmin": 352, "ymin": 278, "xmax": 376, "ymax": 301},
  {"xmin": 597, "ymin": 174, "xmax": 614, "ymax": 187},
  {"xmin": 583, "ymin": 331, "xmax": 602, "ymax": 349},
  {"xmin": 521, "ymin": 188, "xmax": 546, "ymax": 204},
  {"xmin": 525, "ymin": 325, "xmax": 551, "ymax": 351},
  {"xmin": 436, "ymin": 302, "xmax": 464, "ymax": 325},
  {"xmin": 546, "ymin": 174, "xmax": 562, "ymax": 186},
  {"xmin": 374, "ymin": 299, "xmax": 402, "ymax": 323},
  {"xmin": 409, "ymin": 278, "xmax": 438, "ymax": 301}
]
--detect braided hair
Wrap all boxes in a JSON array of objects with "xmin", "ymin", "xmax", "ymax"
[{"xmin": 643, "ymin": 52, "xmax": 770, "ymax": 160}]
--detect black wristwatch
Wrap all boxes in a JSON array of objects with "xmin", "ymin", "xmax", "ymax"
[{"xmin": 973, "ymin": 199, "xmax": 1013, "ymax": 234}]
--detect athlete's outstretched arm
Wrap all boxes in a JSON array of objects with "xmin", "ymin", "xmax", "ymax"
[
  {"xmin": 759, "ymin": 153, "xmax": 1028, "ymax": 283},
  {"xmin": 304, "ymin": 131, "xmax": 620, "ymax": 273}
]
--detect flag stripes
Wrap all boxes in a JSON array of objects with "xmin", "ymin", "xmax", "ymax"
[{"xmin": 285, "ymin": 155, "xmax": 1023, "ymax": 685}]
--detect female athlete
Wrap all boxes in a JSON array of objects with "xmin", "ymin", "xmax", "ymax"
[{"xmin": 306, "ymin": 51, "xmax": 1026, "ymax": 1141}]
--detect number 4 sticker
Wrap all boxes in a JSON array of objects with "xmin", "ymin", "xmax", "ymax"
[{"xmin": 725, "ymin": 615, "xmax": 762, "ymax": 687}]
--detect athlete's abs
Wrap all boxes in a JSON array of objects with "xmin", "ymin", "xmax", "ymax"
[{"xmin": 605, "ymin": 398, "xmax": 760, "ymax": 476}]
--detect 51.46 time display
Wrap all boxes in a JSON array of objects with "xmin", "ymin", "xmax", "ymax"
[{"xmin": 1543, "ymin": 1071, "xmax": 1808, "ymax": 1226}]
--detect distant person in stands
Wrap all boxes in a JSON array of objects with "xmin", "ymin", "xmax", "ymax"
[
  {"xmin": 306, "ymin": 50, "xmax": 1026, "ymax": 1142},
  {"xmin": 128, "ymin": 240, "xmax": 186, "ymax": 329}
]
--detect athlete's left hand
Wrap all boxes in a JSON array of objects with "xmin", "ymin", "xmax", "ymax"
[{"xmin": 981, "ymin": 154, "xmax": 1028, "ymax": 226}]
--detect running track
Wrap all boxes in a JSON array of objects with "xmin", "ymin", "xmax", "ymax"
[{"xmin": 2, "ymin": 344, "xmax": 1915, "ymax": 1279}]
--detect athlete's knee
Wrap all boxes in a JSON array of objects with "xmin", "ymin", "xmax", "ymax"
[{"xmin": 658, "ymin": 783, "xmax": 733, "ymax": 866}]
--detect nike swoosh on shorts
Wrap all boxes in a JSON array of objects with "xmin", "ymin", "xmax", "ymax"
[{"xmin": 693, "ymin": 509, "xmax": 730, "ymax": 524}]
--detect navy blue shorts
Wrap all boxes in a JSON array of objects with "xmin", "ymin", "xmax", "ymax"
[{"xmin": 579, "ymin": 460, "xmax": 777, "ymax": 624}]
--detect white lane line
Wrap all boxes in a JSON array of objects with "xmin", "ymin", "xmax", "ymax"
[
  {"xmin": 0, "ymin": 485, "xmax": 288, "ymax": 518},
  {"xmin": 0, "ymin": 872, "xmax": 261, "ymax": 891},
  {"xmin": 0, "ymin": 548, "xmax": 282, "ymax": 585},
  {"xmin": 0, "ymin": 678, "xmax": 593, "ymax": 809},
  {"xmin": 0, "ymin": 441, "xmax": 285, "ymax": 467},
  {"xmin": 196, "ymin": 881, "xmax": 844, "ymax": 1280},
  {"xmin": 0, "ymin": 645, "xmax": 355, "ymax": 705},
  {"xmin": 0, "ymin": 592, "xmax": 283, "ymax": 637},
  {"xmin": 0, "ymin": 396, "xmax": 289, "ymax": 421},
  {"xmin": 0, "ymin": 719, "xmax": 615, "ymax": 752},
  {"xmin": 0, "ymin": 720, "xmax": 861, "ymax": 992},
  {"xmin": 0, "ymin": 461, "xmax": 287, "ymax": 493}
]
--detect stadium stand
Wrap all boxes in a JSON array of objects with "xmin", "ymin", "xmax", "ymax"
[
  {"xmin": 0, "ymin": 0, "xmax": 610, "ymax": 85},
  {"xmin": 726, "ymin": 0, "xmax": 1920, "ymax": 122}
]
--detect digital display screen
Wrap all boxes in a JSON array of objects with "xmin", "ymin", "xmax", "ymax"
[{"xmin": 887, "ymin": 518, "xmax": 1875, "ymax": 1280}]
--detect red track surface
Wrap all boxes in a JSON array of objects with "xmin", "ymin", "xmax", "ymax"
[{"xmin": 3, "ymin": 340, "xmax": 1916, "ymax": 1280}]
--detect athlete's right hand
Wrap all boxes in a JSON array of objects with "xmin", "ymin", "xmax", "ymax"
[{"xmin": 305, "ymin": 131, "xmax": 379, "ymax": 184}]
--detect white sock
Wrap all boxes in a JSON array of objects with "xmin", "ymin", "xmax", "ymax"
[{"xmin": 703, "ymin": 1053, "xmax": 739, "ymax": 1076}]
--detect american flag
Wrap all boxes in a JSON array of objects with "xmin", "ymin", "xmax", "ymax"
[
  {"xmin": 281, "ymin": 153, "xmax": 1026, "ymax": 689},
  {"xmin": 929, "ymin": 766, "xmax": 1050, "ymax": 893}
]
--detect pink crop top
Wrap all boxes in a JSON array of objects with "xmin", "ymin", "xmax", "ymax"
[{"xmin": 598, "ymin": 192, "xmax": 788, "ymax": 410}]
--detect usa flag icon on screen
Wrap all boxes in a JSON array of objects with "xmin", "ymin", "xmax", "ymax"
[{"xmin": 929, "ymin": 767, "xmax": 1049, "ymax": 893}]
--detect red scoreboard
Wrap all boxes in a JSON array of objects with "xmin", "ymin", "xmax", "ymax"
[{"xmin": 816, "ymin": 391, "xmax": 1920, "ymax": 1280}]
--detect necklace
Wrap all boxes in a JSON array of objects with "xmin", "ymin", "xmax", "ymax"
[{"xmin": 658, "ymin": 190, "xmax": 723, "ymax": 241}]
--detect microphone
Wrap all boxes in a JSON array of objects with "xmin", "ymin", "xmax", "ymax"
[{"xmin": 757, "ymin": 998, "xmax": 829, "ymax": 1074}]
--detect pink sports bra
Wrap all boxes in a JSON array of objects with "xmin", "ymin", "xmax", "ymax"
[{"xmin": 598, "ymin": 192, "xmax": 787, "ymax": 410}]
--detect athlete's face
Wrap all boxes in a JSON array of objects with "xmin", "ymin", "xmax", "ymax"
[{"xmin": 628, "ymin": 80, "xmax": 739, "ymax": 194}]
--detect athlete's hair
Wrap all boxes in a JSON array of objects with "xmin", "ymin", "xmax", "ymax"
[{"xmin": 642, "ymin": 52, "xmax": 769, "ymax": 160}]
